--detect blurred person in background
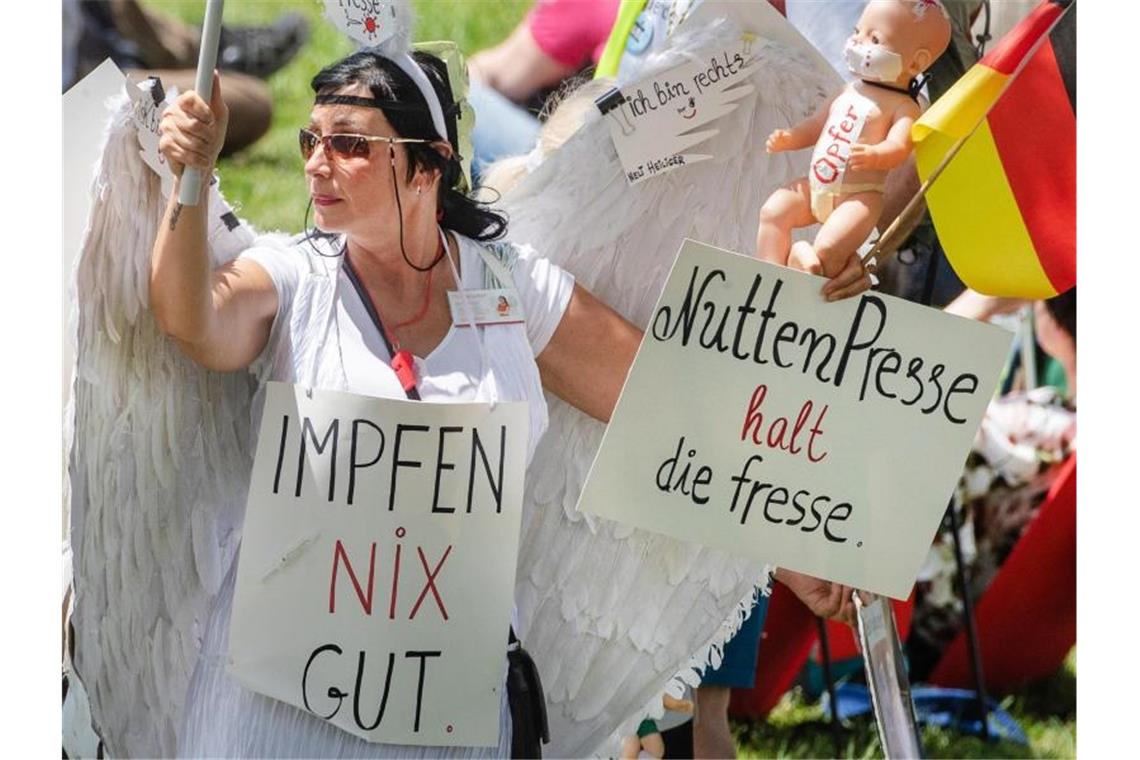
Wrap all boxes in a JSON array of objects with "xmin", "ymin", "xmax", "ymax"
[
  {"xmin": 908, "ymin": 287, "xmax": 1076, "ymax": 678},
  {"xmin": 63, "ymin": 0, "xmax": 309, "ymax": 154}
]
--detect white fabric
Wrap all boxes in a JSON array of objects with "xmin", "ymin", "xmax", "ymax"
[
  {"xmin": 808, "ymin": 86, "xmax": 877, "ymax": 221},
  {"xmin": 242, "ymin": 234, "xmax": 572, "ymax": 403},
  {"xmin": 496, "ymin": 13, "xmax": 833, "ymax": 753},
  {"xmin": 178, "ymin": 233, "xmax": 573, "ymax": 758},
  {"xmin": 240, "ymin": 232, "xmax": 572, "ymax": 468},
  {"xmin": 785, "ymin": 0, "xmax": 867, "ymax": 82}
]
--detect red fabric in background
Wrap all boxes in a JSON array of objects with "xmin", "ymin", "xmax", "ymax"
[
  {"xmin": 728, "ymin": 582, "xmax": 816, "ymax": 719},
  {"xmin": 728, "ymin": 587, "xmax": 915, "ymax": 719},
  {"xmin": 929, "ymin": 456, "xmax": 1076, "ymax": 692},
  {"xmin": 816, "ymin": 594, "xmax": 915, "ymax": 663}
]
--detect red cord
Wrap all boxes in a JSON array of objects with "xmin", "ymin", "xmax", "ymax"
[
  {"xmin": 378, "ymin": 234, "xmax": 445, "ymax": 351},
  {"xmin": 392, "ymin": 264, "xmax": 434, "ymax": 330}
]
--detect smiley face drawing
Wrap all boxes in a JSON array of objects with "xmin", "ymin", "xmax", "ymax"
[{"xmin": 677, "ymin": 96, "xmax": 697, "ymax": 120}]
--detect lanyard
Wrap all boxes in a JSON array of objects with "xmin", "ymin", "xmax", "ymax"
[{"xmin": 341, "ymin": 252, "xmax": 422, "ymax": 401}]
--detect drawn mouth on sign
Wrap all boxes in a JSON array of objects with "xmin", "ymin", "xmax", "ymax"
[{"xmin": 677, "ymin": 96, "xmax": 697, "ymax": 120}]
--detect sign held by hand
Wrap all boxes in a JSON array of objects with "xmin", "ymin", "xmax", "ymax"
[{"xmin": 576, "ymin": 240, "xmax": 1012, "ymax": 599}]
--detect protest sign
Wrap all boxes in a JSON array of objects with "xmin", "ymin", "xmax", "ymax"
[
  {"xmin": 126, "ymin": 74, "xmax": 176, "ymax": 198},
  {"xmin": 602, "ymin": 35, "xmax": 758, "ymax": 185},
  {"xmin": 322, "ymin": 0, "xmax": 399, "ymax": 46},
  {"xmin": 228, "ymin": 383, "xmax": 527, "ymax": 746},
  {"xmin": 576, "ymin": 240, "xmax": 1013, "ymax": 599}
]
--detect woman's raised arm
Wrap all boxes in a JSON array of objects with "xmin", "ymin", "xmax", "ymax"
[
  {"xmin": 536, "ymin": 284, "xmax": 642, "ymax": 423},
  {"xmin": 150, "ymin": 71, "xmax": 278, "ymax": 372}
]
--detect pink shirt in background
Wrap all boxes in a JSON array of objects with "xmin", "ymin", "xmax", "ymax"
[
  {"xmin": 526, "ymin": 0, "xmax": 791, "ymax": 70},
  {"xmin": 527, "ymin": 0, "xmax": 620, "ymax": 68}
]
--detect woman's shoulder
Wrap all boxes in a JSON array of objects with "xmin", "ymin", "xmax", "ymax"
[
  {"xmin": 456, "ymin": 234, "xmax": 534, "ymax": 289},
  {"xmin": 243, "ymin": 231, "xmax": 342, "ymax": 274},
  {"xmin": 460, "ymin": 234, "xmax": 542, "ymax": 270}
]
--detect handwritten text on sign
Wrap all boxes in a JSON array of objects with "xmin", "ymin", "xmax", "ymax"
[
  {"xmin": 576, "ymin": 240, "xmax": 1012, "ymax": 599},
  {"xmin": 228, "ymin": 383, "xmax": 527, "ymax": 746},
  {"xmin": 604, "ymin": 37, "xmax": 759, "ymax": 185}
]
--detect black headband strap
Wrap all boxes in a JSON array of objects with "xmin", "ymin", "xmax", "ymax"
[
  {"xmin": 314, "ymin": 93, "xmax": 461, "ymax": 117},
  {"xmin": 314, "ymin": 93, "xmax": 428, "ymax": 111}
]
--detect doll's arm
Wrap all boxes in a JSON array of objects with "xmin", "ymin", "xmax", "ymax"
[
  {"xmin": 766, "ymin": 96, "xmax": 833, "ymax": 153},
  {"xmin": 847, "ymin": 104, "xmax": 920, "ymax": 172}
]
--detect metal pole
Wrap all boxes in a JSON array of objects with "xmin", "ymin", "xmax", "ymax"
[
  {"xmin": 179, "ymin": 0, "xmax": 225, "ymax": 206},
  {"xmin": 944, "ymin": 501, "xmax": 991, "ymax": 741},
  {"xmin": 816, "ymin": 617, "xmax": 845, "ymax": 757}
]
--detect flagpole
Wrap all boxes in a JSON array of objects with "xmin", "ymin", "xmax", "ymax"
[{"xmin": 861, "ymin": 0, "xmax": 1073, "ymax": 268}]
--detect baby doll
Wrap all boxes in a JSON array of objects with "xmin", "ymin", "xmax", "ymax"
[{"xmin": 755, "ymin": 0, "xmax": 951, "ymax": 278}]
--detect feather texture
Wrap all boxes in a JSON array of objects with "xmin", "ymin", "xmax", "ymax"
[
  {"xmin": 501, "ymin": 16, "xmax": 838, "ymax": 757},
  {"xmin": 67, "ymin": 96, "xmax": 258, "ymax": 758}
]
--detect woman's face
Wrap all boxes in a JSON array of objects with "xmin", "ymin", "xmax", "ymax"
[{"xmin": 304, "ymin": 84, "xmax": 426, "ymax": 238}]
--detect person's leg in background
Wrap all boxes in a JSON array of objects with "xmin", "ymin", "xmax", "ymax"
[
  {"xmin": 108, "ymin": 0, "xmax": 199, "ymax": 69},
  {"xmin": 692, "ymin": 593, "xmax": 771, "ymax": 759},
  {"xmin": 467, "ymin": 80, "xmax": 542, "ymax": 186},
  {"xmin": 105, "ymin": 0, "xmax": 309, "ymax": 78}
]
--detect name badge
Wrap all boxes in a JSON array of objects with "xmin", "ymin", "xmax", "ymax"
[{"xmin": 447, "ymin": 289, "xmax": 525, "ymax": 326}]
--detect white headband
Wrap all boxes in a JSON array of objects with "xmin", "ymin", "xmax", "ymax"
[{"xmin": 392, "ymin": 51, "xmax": 450, "ymax": 142}]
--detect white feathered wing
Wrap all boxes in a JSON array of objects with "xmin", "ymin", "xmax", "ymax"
[
  {"xmin": 502, "ymin": 17, "xmax": 840, "ymax": 757},
  {"xmin": 66, "ymin": 95, "xmax": 260, "ymax": 758}
]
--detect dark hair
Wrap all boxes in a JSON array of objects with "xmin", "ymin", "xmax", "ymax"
[
  {"xmin": 1044, "ymin": 286, "xmax": 1076, "ymax": 341},
  {"xmin": 310, "ymin": 49, "xmax": 507, "ymax": 241}
]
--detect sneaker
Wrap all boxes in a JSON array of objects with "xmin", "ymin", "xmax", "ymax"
[{"xmin": 217, "ymin": 12, "xmax": 309, "ymax": 80}]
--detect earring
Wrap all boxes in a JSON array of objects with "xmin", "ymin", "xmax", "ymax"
[{"xmin": 416, "ymin": 185, "xmax": 423, "ymax": 197}]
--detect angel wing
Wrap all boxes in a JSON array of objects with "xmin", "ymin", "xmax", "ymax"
[
  {"xmin": 501, "ymin": 12, "xmax": 841, "ymax": 757},
  {"xmin": 66, "ymin": 94, "xmax": 261, "ymax": 758}
]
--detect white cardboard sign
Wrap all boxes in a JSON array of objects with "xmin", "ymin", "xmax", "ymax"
[
  {"xmin": 126, "ymin": 74, "xmax": 177, "ymax": 198},
  {"xmin": 576, "ymin": 240, "xmax": 1013, "ymax": 599},
  {"xmin": 228, "ymin": 383, "xmax": 528, "ymax": 746},
  {"xmin": 604, "ymin": 36, "xmax": 758, "ymax": 184},
  {"xmin": 322, "ymin": 0, "xmax": 399, "ymax": 47}
]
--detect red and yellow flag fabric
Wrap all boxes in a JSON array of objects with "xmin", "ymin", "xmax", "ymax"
[{"xmin": 913, "ymin": 0, "xmax": 1075, "ymax": 299}]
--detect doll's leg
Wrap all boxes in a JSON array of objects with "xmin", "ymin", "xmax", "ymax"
[
  {"xmin": 810, "ymin": 190, "xmax": 883, "ymax": 278},
  {"xmin": 788, "ymin": 239, "xmax": 823, "ymax": 274},
  {"xmin": 756, "ymin": 178, "xmax": 814, "ymax": 263}
]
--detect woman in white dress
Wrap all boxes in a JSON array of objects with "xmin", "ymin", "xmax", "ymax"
[{"xmin": 153, "ymin": 48, "xmax": 641, "ymax": 757}]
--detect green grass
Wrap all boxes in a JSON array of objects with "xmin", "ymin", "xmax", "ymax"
[
  {"xmin": 140, "ymin": 3, "xmax": 1076, "ymax": 756},
  {"xmin": 145, "ymin": 0, "xmax": 530, "ymax": 231},
  {"xmin": 734, "ymin": 649, "xmax": 1075, "ymax": 758}
]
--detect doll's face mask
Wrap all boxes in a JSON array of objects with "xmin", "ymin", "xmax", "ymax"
[{"xmin": 843, "ymin": 40, "xmax": 904, "ymax": 82}]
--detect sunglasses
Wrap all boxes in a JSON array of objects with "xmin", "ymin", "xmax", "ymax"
[{"xmin": 299, "ymin": 127, "xmax": 429, "ymax": 161}]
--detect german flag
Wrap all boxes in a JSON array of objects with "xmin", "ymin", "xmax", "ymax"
[{"xmin": 913, "ymin": 0, "xmax": 1075, "ymax": 299}]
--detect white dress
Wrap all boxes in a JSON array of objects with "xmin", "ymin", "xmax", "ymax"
[{"xmin": 177, "ymin": 232, "xmax": 574, "ymax": 758}]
